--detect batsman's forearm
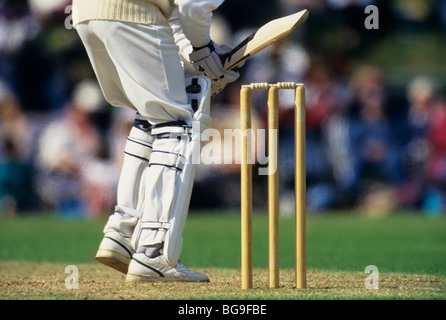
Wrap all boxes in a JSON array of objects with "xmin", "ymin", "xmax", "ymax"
[
  {"xmin": 174, "ymin": 0, "xmax": 223, "ymax": 47},
  {"xmin": 169, "ymin": 11, "xmax": 193, "ymax": 61}
]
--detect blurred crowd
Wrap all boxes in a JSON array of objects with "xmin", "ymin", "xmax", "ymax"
[{"xmin": 0, "ymin": 0, "xmax": 445, "ymax": 217}]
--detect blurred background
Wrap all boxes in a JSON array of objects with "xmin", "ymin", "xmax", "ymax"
[{"xmin": 0, "ymin": 0, "xmax": 445, "ymax": 219}]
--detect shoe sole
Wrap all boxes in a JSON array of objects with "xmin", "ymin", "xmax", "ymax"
[
  {"xmin": 126, "ymin": 273, "xmax": 210, "ymax": 283},
  {"xmin": 96, "ymin": 249, "xmax": 131, "ymax": 274}
]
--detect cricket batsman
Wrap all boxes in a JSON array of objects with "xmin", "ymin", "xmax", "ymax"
[{"xmin": 72, "ymin": 0, "xmax": 238, "ymax": 282}]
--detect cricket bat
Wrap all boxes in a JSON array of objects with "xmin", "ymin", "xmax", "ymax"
[{"xmin": 223, "ymin": 9, "xmax": 309, "ymax": 71}]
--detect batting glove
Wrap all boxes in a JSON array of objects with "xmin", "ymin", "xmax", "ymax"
[{"xmin": 189, "ymin": 41, "xmax": 239, "ymax": 81}]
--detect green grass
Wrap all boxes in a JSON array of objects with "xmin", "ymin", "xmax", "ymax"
[
  {"xmin": 0, "ymin": 215, "xmax": 104, "ymax": 264},
  {"xmin": 1, "ymin": 212, "xmax": 445, "ymax": 276},
  {"xmin": 183, "ymin": 212, "xmax": 446, "ymax": 276},
  {"xmin": 0, "ymin": 212, "xmax": 445, "ymax": 300}
]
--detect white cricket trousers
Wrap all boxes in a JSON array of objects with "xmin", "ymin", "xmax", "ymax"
[{"xmin": 76, "ymin": 20, "xmax": 194, "ymax": 125}]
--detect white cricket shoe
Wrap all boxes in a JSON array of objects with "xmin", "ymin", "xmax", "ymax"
[
  {"xmin": 95, "ymin": 231, "xmax": 134, "ymax": 274},
  {"xmin": 126, "ymin": 253, "xmax": 210, "ymax": 283}
]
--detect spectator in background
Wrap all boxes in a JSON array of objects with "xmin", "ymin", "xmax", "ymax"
[
  {"xmin": 35, "ymin": 79, "xmax": 114, "ymax": 218},
  {"xmin": 424, "ymin": 85, "xmax": 446, "ymax": 214},
  {"xmin": 27, "ymin": 0, "xmax": 70, "ymax": 17},
  {"xmin": 302, "ymin": 57, "xmax": 342, "ymax": 211},
  {"xmin": 0, "ymin": 81, "xmax": 33, "ymax": 161},
  {"xmin": 398, "ymin": 75, "xmax": 446, "ymax": 215},
  {"xmin": 399, "ymin": 76, "xmax": 436, "ymax": 211},
  {"xmin": 316, "ymin": 58, "xmax": 356, "ymax": 208},
  {"xmin": 0, "ymin": 81, "xmax": 36, "ymax": 214},
  {"xmin": 348, "ymin": 66, "xmax": 404, "ymax": 213},
  {"xmin": 27, "ymin": 0, "xmax": 90, "ymax": 112},
  {"xmin": 0, "ymin": 0, "xmax": 40, "ymax": 90},
  {"xmin": 0, "ymin": 138, "xmax": 35, "ymax": 215}
]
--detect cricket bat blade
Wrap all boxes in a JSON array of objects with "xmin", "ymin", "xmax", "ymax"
[{"xmin": 223, "ymin": 9, "xmax": 309, "ymax": 71}]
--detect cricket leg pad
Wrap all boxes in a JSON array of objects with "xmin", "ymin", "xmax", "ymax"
[
  {"xmin": 104, "ymin": 118, "xmax": 154, "ymax": 239},
  {"xmin": 134, "ymin": 122, "xmax": 198, "ymax": 266},
  {"xmin": 135, "ymin": 77, "xmax": 211, "ymax": 267}
]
